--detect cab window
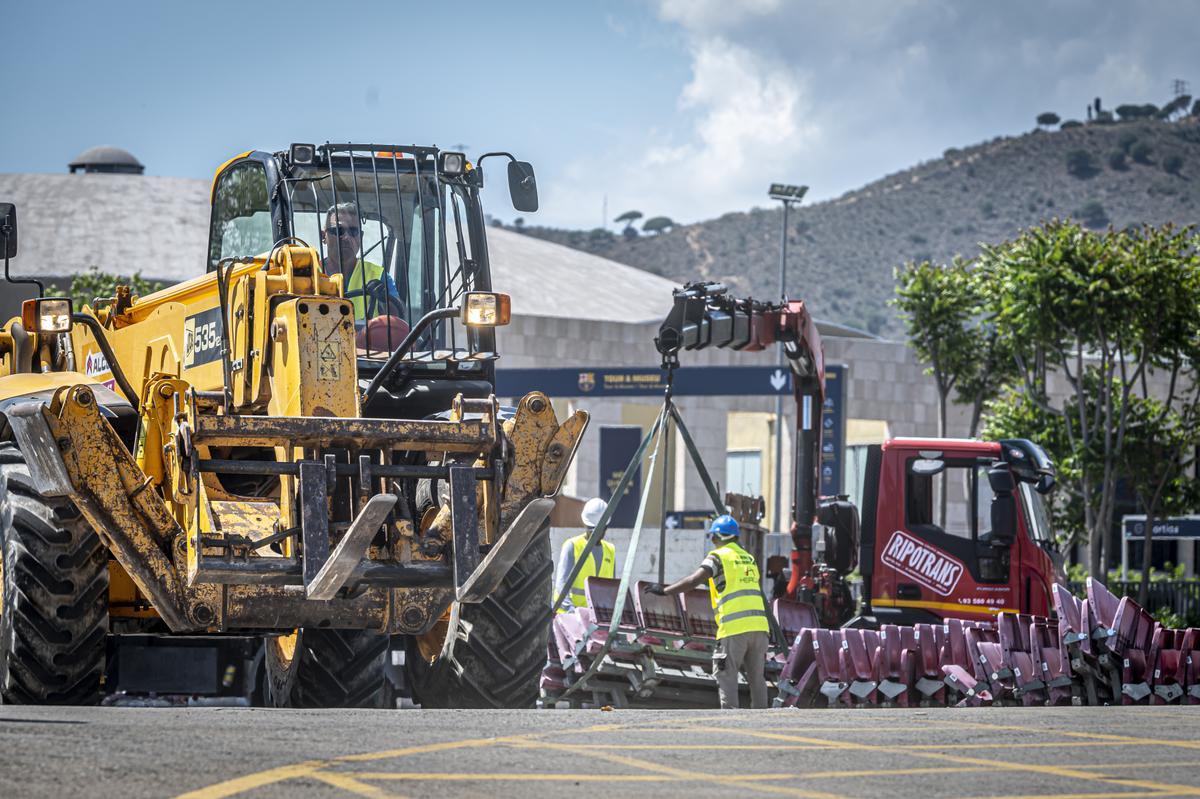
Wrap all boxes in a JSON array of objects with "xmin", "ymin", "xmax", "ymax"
[
  {"xmin": 906, "ymin": 462, "xmax": 993, "ymax": 541},
  {"xmin": 209, "ymin": 161, "xmax": 272, "ymax": 269}
]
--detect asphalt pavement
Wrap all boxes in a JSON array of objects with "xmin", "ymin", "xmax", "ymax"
[{"xmin": 2, "ymin": 705, "xmax": 1199, "ymax": 799}]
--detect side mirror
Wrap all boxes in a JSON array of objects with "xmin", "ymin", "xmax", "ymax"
[
  {"xmin": 1, "ymin": 203, "xmax": 16, "ymax": 258},
  {"xmin": 986, "ymin": 465, "xmax": 1015, "ymax": 494},
  {"xmin": 507, "ymin": 161, "xmax": 538, "ymax": 213},
  {"xmin": 990, "ymin": 496, "xmax": 1017, "ymax": 545},
  {"xmin": 987, "ymin": 465, "xmax": 1016, "ymax": 545}
]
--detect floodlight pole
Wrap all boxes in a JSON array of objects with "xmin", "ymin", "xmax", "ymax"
[{"xmin": 768, "ymin": 184, "xmax": 806, "ymax": 535}]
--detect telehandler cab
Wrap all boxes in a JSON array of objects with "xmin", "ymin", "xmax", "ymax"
[{"xmin": 0, "ymin": 145, "xmax": 587, "ymax": 708}]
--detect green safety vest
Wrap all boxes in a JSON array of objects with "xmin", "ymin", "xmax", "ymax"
[
  {"xmin": 707, "ymin": 542, "xmax": 769, "ymax": 639},
  {"xmin": 340, "ymin": 259, "xmax": 387, "ymax": 321},
  {"xmin": 560, "ymin": 534, "xmax": 616, "ymax": 614}
]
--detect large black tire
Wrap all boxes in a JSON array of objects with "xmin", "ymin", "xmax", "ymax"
[
  {"xmin": 0, "ymin": 442, "xmax": 108, "ymax": 704},
  {"xmin": 263, "ymin": 628, "xmax": 393, "ymax": 708},
  {"xmin": 406, "ymin": 523, "xmax": 552, "ymax": 708}
]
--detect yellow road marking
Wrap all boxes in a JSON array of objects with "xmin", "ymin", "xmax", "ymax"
[
  {"xmin": 709, "ymin": 727, "xmax": 1200, "ymax": 797},
  {"xmin": 174, "ymin": 761, "xmax": 326, "ymax": 799},
  {"xmin": 930, "ymin": 719, "xmax": 1200, "ymax": 751},
  {"xmin": 507, "ymin": 739, "xmax": 845, "ymax": 799},
  {"xmin": 173, "ymin": 723, "xmax": 624, "ymax": 798},
  {"xmin": 308, "ymin": 771, "xmax": 397, "ymax": 798},
  {"xmin": 346, "ymin": 771, "xmax": 793, "ymax": 782},
  {"xmin": 963, "ymin": 793, "xmax": 1191, "ymax": 799},
  {"xmin": 544, "ymin": 740, "xmax": 1146, "ymax": 751}
]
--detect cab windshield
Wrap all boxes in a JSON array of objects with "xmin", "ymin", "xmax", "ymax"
[
  {"xmin": 1018, "ymin": 482, "xmax": 1055, "ymax": 544},
  {"xmin": 284, "ymin": 150, "xmax": 479, "ymax": 359}
]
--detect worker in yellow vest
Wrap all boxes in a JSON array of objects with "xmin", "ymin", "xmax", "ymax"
[
  {"xmin": 553, "ymin": 498, "xmax": 617, "ymax": 614},
  {"xmin": 648, "ymin": 514, "xmax": 769, "ymax": 708}
]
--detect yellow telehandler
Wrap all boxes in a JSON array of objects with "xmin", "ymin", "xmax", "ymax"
[{"xmin": 0, "ymin": 144, "xmax": 587, "ymax": 708}]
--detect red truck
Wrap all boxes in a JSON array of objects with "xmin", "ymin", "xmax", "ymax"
[
  {"xmin": 657, "ymin": 283, "xmax": 1065, "ymax": 629},
  {"xmin": 794, "ymin": 436, "xmax": 1065, "ymax": 628}
]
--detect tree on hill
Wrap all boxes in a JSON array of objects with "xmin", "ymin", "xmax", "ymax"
[
  {"xmin": 1036, "ymin": 112, "xmax": 1060, "ymax": 129},
  {"xmin": 1066, "ymin": 149, "xmax": 1099, "ymax": 178},
  {"xmin": 1117, "ymin": 104, "xmax": 1152, "ymax": 121},
  {"xmin": 1161, "ymin": 95, "xmax": 1192, "ymax": 120},
  {"xmin": 642, "ymin": 216, "xmax": 676, "ymax": 234},
  {"xmin": 614, "ymin": 210, "xmax": 642, "ymax": 227},
  {"xmin": 1060, "ymin": 120, "xmax": 1083, "ymax": 129}
]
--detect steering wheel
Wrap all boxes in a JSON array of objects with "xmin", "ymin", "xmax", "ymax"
[{"xmin": 364, "ymin": 278, "xmax": 407, "ymax": 319}]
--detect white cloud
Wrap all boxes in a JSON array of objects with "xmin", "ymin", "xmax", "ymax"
[
  {"xmin": 538, "ymin": 0, "xmax": 1200, "ymax": 229},
  {"xmin": 539, "ymin": 11, "xmax": 818, "ymax": 227}
]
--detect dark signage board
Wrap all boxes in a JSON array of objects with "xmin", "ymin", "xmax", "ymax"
[
  {"xmin": 1122, "ymin": 516, "xmax": 1200, "ymax": 540},
  {"xmin": 819, "ymin": 364, "xmax": 846, "ymax": 496},
  {"xmin": 664, "ymin": 510, "xmax": 715, "ymax": 530},
  {"xmin": 496, "ymin": 366, "xmax": 793, "ymax": 398},
  {"xmin": 508, "ymin": 363, "xmax": 849, "ymax": 519},
  {"xmin": 599, "ymin": 426, "xmax": 643, "ymax": 527}
]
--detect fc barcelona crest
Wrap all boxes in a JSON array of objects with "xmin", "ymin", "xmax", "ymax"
[{"xmin": 578, "ymin": 371, "xmax": 596, "ymax": 392}]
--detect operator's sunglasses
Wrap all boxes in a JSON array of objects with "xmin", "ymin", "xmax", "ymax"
[{"xmin": 327, "ymin": 225, "xmax": 361, "ymax": 238}]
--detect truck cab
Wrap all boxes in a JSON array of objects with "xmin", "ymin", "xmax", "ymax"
[{"xmin": 858, "ymin": 437, "xmax": 1063, "ymax": 625}]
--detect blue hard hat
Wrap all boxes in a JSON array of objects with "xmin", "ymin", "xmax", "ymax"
[{"xmin": 709, "ymin": 514, "xmax": 740, "ymax": 537}]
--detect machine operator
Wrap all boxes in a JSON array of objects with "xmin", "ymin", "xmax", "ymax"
[
  {"xmin": 649, "ymin": 515, "xmax": 770, "ymax": 709},
  {"xmin": 321, "ymin": 202, "xmax": 408, "ymax": 350}
]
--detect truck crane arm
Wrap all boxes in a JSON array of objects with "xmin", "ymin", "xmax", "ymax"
[{"xmin": 654, "ymin": 281, "xmax": 828, "ymax": 551}]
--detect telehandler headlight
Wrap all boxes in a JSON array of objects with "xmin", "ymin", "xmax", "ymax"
[
  {"xmin": 22, "ymin": 297, "xmax": 73, "ymax": 334},
  {"xmin": 462, "ymin": 292, "xmax": 511, "ymax": 327},
  {"xmin": 439, "ymin": 151, "xmax": 466, "ymax": 176}
]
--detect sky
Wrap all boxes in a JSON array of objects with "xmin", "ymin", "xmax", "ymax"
[{"xmin": 2, "ymin": 1, "xmax": 1198, "ymax": 229}]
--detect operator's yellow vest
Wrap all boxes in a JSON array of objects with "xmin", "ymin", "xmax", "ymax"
[
  {"xmin": 341, "ymin": 259, "xmax": 388, "ymax": 321},
  {"xmin": 707, "ymin": 542, "xmax": 769, "ymax": 639},
  {"xmin": 560, "ymin": 535, "xmax": 615, "ymax": 614}
]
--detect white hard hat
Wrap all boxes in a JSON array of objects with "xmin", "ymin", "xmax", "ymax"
[{"xmin": 581, "ymin": 497, "xmax": 608, "ymax": 528}]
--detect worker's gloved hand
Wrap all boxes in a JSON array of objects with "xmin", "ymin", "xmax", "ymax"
[{"xmin": 647, "ymin": 583, "xmax": 667, "ymax": 596}]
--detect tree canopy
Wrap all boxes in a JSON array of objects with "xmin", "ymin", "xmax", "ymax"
[
  {"xmin": 900, "ymin": 222, "xmax": 1200, "ymax": 577},
  {"xmin": 642, "ymin": 216, "xmax": 676, "ymax": 234}
]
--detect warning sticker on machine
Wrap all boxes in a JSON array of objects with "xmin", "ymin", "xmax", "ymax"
[
  {"xmin": 881, "ymin": 530, "xmax": 965, "ymax": 597},
  {"xmin": 184, "ymin": 307, "xmax": 224, "ymax": 369},
  {"xmin": 318, "ymin": 341, "xmax": 340, "ymax": 381}
]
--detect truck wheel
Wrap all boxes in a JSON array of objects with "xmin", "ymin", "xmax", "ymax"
[
  {"xmin": 406, "ymin": 523, "xmax": 552, "ymax": 708},
  {"xmin": 0, "ymin": 442, "xmax": 108, "ymax": 704},
  {"xmin": 263, "ymin": 628, "xmax": 393, "ymax": 708}
]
